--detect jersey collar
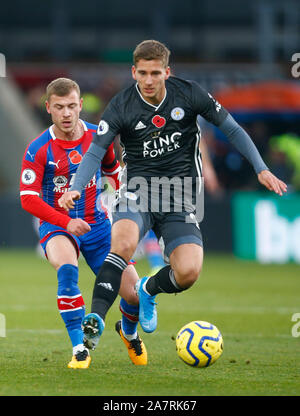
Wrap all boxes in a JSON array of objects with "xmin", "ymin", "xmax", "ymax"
[
  {"xmin": 135, "ymin": 83, "xmax": 167, "ymax": 112},
  {"xmin": 49, "ymin": 119, "xmax": 88, "ymax": 140}
]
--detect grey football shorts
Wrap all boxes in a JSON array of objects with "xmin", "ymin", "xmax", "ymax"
[{"xmin": 112, "ymin": 198, "xmax": 203, "ymax": 260}]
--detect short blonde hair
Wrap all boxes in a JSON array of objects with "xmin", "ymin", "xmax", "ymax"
[
  {"xmin": 133, "ymin": 40, "xmax": 170, "ymax": 68},
  {"xmin": 46, "ymin": 78, "xmax": 80, "ymax": 101}
]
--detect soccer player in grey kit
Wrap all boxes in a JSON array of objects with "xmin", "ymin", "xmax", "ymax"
[{"xmin": 59, "ymin": 40, "xmax": 287, "ymax": 350}]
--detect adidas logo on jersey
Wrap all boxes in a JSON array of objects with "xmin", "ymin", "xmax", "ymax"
[
  {"xmin": 97, "ymin": 282, "xmax": 114, "ymax": 291},
  {"xmin": 135, "ymin": 121, "xmax": 146, "ymax": 130}
]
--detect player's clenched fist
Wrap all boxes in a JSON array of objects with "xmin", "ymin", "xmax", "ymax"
[
  {"xmin": 66, "ymin": 218, "xmax": 91, "ymax": 236},
  {"xmin": 58, "ymin": 190, "xmax": 81, "ymax": 211}
]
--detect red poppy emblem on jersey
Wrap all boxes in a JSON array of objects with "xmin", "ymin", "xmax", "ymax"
[
  {"xmin": 152, "ymin": 115, "xmax": 166, "ymax": 128},
  {"xmin": 69, "ymin": 150, "xmax": 82, "ymax": 164}
]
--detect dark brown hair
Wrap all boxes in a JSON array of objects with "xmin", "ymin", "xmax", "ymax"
[
  {"xmin": 46, "ymin": 78, "xmax": 80, "ymax": 101},
  {"xmin": 133, "ymin": 40, "xmax": 170, "ymax": 68}
]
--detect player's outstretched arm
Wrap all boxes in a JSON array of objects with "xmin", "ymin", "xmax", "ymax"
[
  {"xmin": 217, "ymin": 114, "xmax": 287, "ymax": 196},
  {"xmin": 257, "ymin": 170, "xmax": 287, "ymax": 196}
]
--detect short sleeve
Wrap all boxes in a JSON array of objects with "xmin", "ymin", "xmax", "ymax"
[
  {"xmin": 20, "ymin": 145, "xmax": 45, "ymax": 196},
  {"xmin": 190, "ymin": 81, "xmax": 228, "ymax": 127},
  {"xmin": 93, "ymin": 96, "xmax": 122, "ymax": 149}
]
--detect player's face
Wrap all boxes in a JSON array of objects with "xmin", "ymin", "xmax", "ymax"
[
  {"xmin": 46, "ymin": 90, "xmax": 83, "ymax": 136},
  {"xmin": 132, "ymin": 59, "xmax": 170, "ymax": 105}
]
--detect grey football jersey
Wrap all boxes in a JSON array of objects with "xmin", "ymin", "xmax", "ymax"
[{"xmin": 94, "ymin": 76, "xmax": 228, "ymax": 181}]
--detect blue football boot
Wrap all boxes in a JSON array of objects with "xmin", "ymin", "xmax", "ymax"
[
  {"xmin": 82, "ymin": 313, "xmax": 105, "ymax": 351},
  {"xmin": 135, "ymin": 277, "xmax": 157, "ymax": 333}
]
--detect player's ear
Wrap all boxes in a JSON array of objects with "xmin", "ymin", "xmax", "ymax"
[
  {"xmin": 79, "ymin": 97, "xmax": 83, "ymax": 111},
  {"xmin": 45, "ymin": 100, "xmax": 51, "ymax": 114},
  {"xmin": 165, "ymin": 66, "xmax": 171, "ymax": 80},
  {"xmin": 131, "ymin": 65, "xmax": 137, "ymax": 80}
]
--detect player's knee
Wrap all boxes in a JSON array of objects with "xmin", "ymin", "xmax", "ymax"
[
  {"xmin": 119, "ymin": 280, "xmax": 139, "ymax": 305},
  {"xmin": 175, "ymin": 263, "xmax": 202, "ymax": 289},
  {"xmin": 111, "ymin": 220, "xmax": 139, "ymax": 260},
  {"xmin": 111, "ymin": 238, "xmax": 136, "ymax": 261},
  {"xmin": 119, "ymin": 264, "xmax": 139, "ymax": 305}
]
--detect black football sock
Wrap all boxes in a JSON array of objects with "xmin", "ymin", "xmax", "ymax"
[
  {"xmin": 91, "ymin": 252, "xmax": 127, "ymax": 320},
  {"xmin": 145, "ymin": 265, "xmax": 185, "ymax": 296}
]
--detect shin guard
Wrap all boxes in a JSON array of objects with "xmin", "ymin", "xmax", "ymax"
[{"xmin": 57, "ymin": 264, "xmax": 85, "ymax": 347}]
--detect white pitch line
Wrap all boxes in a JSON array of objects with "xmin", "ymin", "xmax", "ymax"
[
  {"xmin": 6, "ymin": 329, "xmax": 64, "ymax": 334},
  {"xmin": 4, "ymin": 329, "xmax": 294, "ymax": 340},
  {"xmin": 1, "ymin": 304, "xmax": 299, "ymax": 315},
  {"xmin": 163, "ymin": 305, "xmax": 300, "ymax": 315},
  {"xmin": 1, "ymin": 305, "xmax": 54, "ymax": 311}
]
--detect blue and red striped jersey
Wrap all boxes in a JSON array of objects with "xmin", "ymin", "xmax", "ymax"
[{"xmin": 20, "ymin": 119, "xmax": 120, "ymax": 226}]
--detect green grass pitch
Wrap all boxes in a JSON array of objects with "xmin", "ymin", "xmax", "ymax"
[{"xmin": 0, "ymin": 249, "xmax": 299, "ymax": 396}]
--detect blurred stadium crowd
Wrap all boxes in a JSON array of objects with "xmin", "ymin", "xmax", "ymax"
[
  {"xmin": 16, "ymin": 65, "xmax": 300, "ymax": 193},
  {"xmin": 1, "ymin": 0, "xmax": 299, "ymax": 194}
]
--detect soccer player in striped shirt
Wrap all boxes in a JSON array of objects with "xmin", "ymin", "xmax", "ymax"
[{"xmin": 20, "ymin": 78, "xmax": 147, "ymax": 368}]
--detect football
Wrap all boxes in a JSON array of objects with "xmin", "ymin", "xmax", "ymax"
[{"xmin": 176, "ymin": 320, "xmax": 223, "ymax": 368}]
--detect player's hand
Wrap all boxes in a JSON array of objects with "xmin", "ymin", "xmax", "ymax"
[
  {"xmin": 257, "ymin": 170, "xmax": 287, "ymax": 196},
  {"xmin": 66, "ymin": 218, "xmax": 91, "ymax": 236},
  {"xmin": 58, "ymin": 190, "xmax": 81, "ymax": 211}
]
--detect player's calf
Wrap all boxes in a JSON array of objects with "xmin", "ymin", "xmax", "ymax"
[
  {"xmin": 144, "ymin": 265, "xmax": 186, "ymax": 295},
  {"xmin": 119, "ymin": 298, "xmax": 139, "ymax": 337},
  {"xmin": 91, "ymin": 253, "xmax": 128, "ymax": 319},
  {"xmin": 57, "ymin": 264, "xmax": 86, "ymax": 351}
]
